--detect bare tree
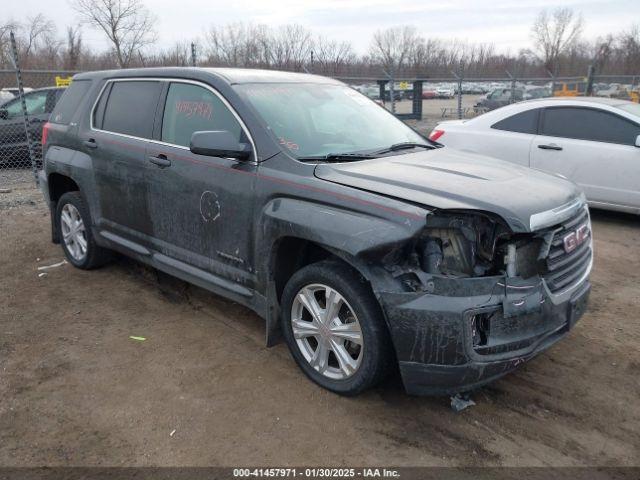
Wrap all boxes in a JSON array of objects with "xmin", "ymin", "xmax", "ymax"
[
  {"xmin": 312, "ymin": 37, "xmax": 355, "ymax": 75},
  {"xmin": 206, "ymin": 23, "xmax": 260, "ymax": 67},
  {"xmin": 0, "ymin": 21, "xmax": 20, "ymax": 67},
  {"xmin": 64, "ymin": 26, "xmax": 83, "ymax": 70},
  {"xmin": 71, "ymin": 0, "xmax": 156, "ymax": 68},
  {"xmin": 617, "ymin": 25, "xmax": 640, "ymax": 75},
  {"xmin": 531, "ymin": 7, "xmax": 584, "ymax": 74},
  {"xmin": 23, "ymin": 14, "xmax": 57, "ymax": 60},
  {"xmin": 369, "ymin": 26, "xmax": 420, "ymax": 76},
  {"xmin": 269, "ymin": 25, "xmax": 313, "ymax": 70}
]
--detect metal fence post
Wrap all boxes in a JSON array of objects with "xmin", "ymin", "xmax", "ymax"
[
  {"xmin": 412, "ymin": 80, "xmax": 423, "ymax": 120},
  {"xmin": 388, "ymin": 70, "xmax": 396, "ymax": 114},
  {"xmin": 586, "ymin": 64, "xmax": 595, "ymax": 96},
  {"xmin": 547, "ymin": 69, "xmax": 556, "ymax": 97},
  {"xmin": 454, "ymin": 60, "xmax": 464, "ymax": 120},
  {"xmin": 506, "ymin": 70, "xmax": 516, "ymax": 104},
  {"xmin": 191, "ymin": 43, "xmax": 197, "ymax": 67},
  {"xmin": 9, "ymin": 31, "xmax": 39, "ymax": 186}
]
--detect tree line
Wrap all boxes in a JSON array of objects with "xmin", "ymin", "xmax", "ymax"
[{"xmin": 1, "ymin": 1, "xmax": 639, "ymax": 80}]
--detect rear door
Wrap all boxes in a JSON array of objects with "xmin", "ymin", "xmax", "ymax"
[
  {"xmin": 530, "ymin": 106, "xmax": 640, "ymax": 208},
  {"xmin": 441, "ymin": 109, "xmax": 538, "ymax": 167},
  {"xmin": 86, "ymin": 79, "xmax": 163, "ymax": 243}
]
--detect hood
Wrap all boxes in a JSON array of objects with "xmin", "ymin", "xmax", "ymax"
[{"xmin": 314, "ymin": 148, "xmax": 582, "ymax": 232}]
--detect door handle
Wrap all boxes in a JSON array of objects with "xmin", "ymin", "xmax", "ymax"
[
  {"xmin": 537, "ymin": 143, "xmax": 563, "ymax": 151},
  {"xmin": 83, "ymin": 139, "xmax": 98, "ymax": 149},
  {"xmin": 148, "ymin": 154, "xmax": 171, "ymax": 168}
]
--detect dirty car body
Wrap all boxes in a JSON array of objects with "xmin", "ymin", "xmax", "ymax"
[{"xmin": 39, "ymin": 68, "xmax": 592, "ymax": 395}]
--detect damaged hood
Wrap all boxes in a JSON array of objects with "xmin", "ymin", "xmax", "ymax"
[{"xmin": 314, "ymin": 147, "xmax": 582, "ymax": 232}]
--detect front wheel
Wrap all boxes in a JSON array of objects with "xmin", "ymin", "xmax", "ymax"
[{"xmin": 281, "ymin": 261, "xmax": 392, "ymax": 395}]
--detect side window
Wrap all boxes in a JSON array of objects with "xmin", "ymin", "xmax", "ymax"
[
  {"xmin": 542, "ymin": 107, "xmax": 640, "ymax": 146},
  {"xmin": 51, "ymin": 80, "xmax": 92, "ymax": 124},
  {"xmin": 161, "ymin": 83, "xmax": 242, "ymax": 147},
  {"xmin": 491, "ymin": 109, "xmax": 539, "ymax": 134},
  {"xmin": 4, "ymin": 90, "xmax": 49, "ymax": 118},
  {"xmin": 101, "ymin": 81, "xmax": 162, "ymax": 139}
]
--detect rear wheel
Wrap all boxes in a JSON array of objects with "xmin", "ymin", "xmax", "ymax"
[
  {"xmin": 281, "ymin": 261, "xmax": 391, "ymax": 395},
  {"xmin": 56, "ymin": 191, "xmax": 111, "ymax": 269}
]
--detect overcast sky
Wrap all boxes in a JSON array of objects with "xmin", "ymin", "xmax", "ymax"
[{"xmin": 2, "ymin": 0, "xmax": 633, "ymax": 54}]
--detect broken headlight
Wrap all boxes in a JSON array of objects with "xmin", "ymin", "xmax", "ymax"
[{"xmin": 419, "ymin": 212, "xmax": 512, "ymax": 278}]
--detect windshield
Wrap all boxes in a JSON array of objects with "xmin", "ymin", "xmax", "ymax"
[{"xmin": 236, "ymin": 83, "xmax": 426, "ymax": 159}]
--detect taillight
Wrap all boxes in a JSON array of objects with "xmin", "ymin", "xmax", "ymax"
[
  {"xmin": 42, "ymin": 122, "xmax": 51, "ymax": 147},
  {"xmin": 429, "ymin": 129, "xmax": 445, "ymax": 142}
]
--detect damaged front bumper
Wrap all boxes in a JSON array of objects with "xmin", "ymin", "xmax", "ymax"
[{"xmin": 379, "ymin": 272, "xmax": 591, "ymax": 396}]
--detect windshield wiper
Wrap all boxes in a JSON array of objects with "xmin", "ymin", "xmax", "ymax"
[
  {"xmin": 298, "ymin": 152, "xmax": 379, "ymax": 162},
  {"xmin": 374, "ymin": 142, "xmax": 434, "ymax": 154}
]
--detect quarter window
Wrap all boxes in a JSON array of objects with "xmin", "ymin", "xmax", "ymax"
[
  {"xmin": 101, "ymin": 81, "xmax": 162, "ymax": 139},
  {"xmin": 51, "ymin": 80, "xmax": 91, "ymax": 124},
  {"xmin": 491, "ymin": 109, "xmax": 540, "ymax": 134},
  {"xmin": 541, "ymin": 107, "xmax": 640, "ymax": 146},
  {"xmin": 161, "ymin": 83, "xmax": 242, "ymax": 148}
]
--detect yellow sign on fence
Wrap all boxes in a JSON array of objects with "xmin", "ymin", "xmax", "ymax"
[{"xmin": 55, "ymin": 76, "xmax": 73, "ymax": 87}]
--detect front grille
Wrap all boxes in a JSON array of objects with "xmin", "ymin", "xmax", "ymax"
[{"xmin": 541, "ymin": 207, "xmax": 592, "ymax": 293}]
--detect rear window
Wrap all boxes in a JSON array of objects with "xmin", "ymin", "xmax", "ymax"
[
  {"xmin": 491, "ymin": 109, "xmax": 540, "ymax": 134},
  {"xmin": 50, "ymin": 80, "xmax": 91, "ymax": 125},
  {"xmin": 100, "ymin": 81, "xmax": 162, "ymax": 139}
]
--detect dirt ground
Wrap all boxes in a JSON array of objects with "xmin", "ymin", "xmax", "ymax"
[{"xmin": 1, "ymin": 170, "xmax": 639, "ymax": 467}]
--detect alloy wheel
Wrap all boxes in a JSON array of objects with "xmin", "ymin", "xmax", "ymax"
[
  {"xmin": 290, "ymin": 283, "xmax": 363, "ymax": 380},
  {"xmin": 60, "ymin": 203, "xmax": 87, "ymax": 261}
]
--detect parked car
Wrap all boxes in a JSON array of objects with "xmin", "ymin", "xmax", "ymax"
[
  {"xmin": 358, "ymin": 85, "xmax": 380, "ymax": 100},
  {"xmin": 595, "ymin": 83, "xmax": 624, "ymax": 98},
  {"xmin": 40, "ymin": 68, "xmax": 591, "ymax": 396},
  {"xmin": 435, "ymin": 86, "xmax": 455, "ymax": 98},
  {"xmin": 422, "ymin": 89, "xmax": 437, "ymax": 99},
  {"xmin": 0, "ymin": 87, "xmax": 33, "ymax": 98},
  {"xmin": 523, "ymin": 86, "xmax": 551, "ymax": 100},
  {"xmin": 475, "ymin": 87, "xmax": 524, "ymax": 112},
  {"xmin": 0, "ymin": 90, "xmax": 13, "ymax": 106},
  {"xmin": 431, "ymin": 97, "xmax": 640, "ymax": 214},
  {"xmin": 0, "ymin": 86, "xmax": 66, "ymax": 164}
]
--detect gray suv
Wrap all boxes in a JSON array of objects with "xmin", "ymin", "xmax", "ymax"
[{"xmin": 39, "ymin": 68, "xmax": 592, "ymax": 396}]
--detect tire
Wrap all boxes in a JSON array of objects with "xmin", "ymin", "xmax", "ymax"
[
  {"xmin": 56, "ymin": 191, "xmax": 112, "ymax": 269},
  {"xmin": 281, "ymin": 260, "xmax": 392, "ymax": 395}
]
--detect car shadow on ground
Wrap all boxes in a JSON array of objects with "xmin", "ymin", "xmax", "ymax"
[{"xmin": 589, "ymin": 207, "xmax": 639, "ymax": 228}]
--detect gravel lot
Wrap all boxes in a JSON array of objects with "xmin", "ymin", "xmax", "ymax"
[{"xmin": 1, "ymin": 170, "xmax": 639, "ymax": 467}]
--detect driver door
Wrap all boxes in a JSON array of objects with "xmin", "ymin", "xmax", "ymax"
[
  {"xmin": 530, "ymin": 106, "xmax": 640, "ymax": 209},
  {"xmin": 145, "ymin": 81, "xmax": 258, "ymax": 290}
]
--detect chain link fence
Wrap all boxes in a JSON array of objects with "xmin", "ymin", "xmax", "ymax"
[
  {"xmin": 0, "ymin": 32, "xmax": 76, "ymax": 189},
  {"xmin": 1, "ymin": 27, "xmax": 638, "ymax": 189},
  {"xmin": 342, "ymin": 71, "xmax": 640, "ymax": 131}
]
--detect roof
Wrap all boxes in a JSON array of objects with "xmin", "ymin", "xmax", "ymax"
[
  {"xmin": 522, "ymin": 96, "xmax": 632, "ymax": 107},
  {"xmin": 74, "ymin": 67, "xmax": 342, "ymax": 86}
]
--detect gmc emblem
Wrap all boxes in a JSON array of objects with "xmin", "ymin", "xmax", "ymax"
[{"xmin": 563, "ymin": 224, "xmax": 590, "ymax": 253}]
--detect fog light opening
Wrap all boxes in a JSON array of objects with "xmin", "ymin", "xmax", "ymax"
[{"xmin": 471, "ymin": 313, "xmax": 491, "ymax": 347}]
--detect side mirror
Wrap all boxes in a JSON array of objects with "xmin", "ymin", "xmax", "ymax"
[
  {"xmin": 190, "ymin": 130, "xmax": 251, "ymax": 160},
  {"xmin": 0, "ymin": 109, "xmax": 8, "ymax": 120},
  {"xmin": 636, "ymin": 134, "xmax": 640, "ymax": 148}
]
